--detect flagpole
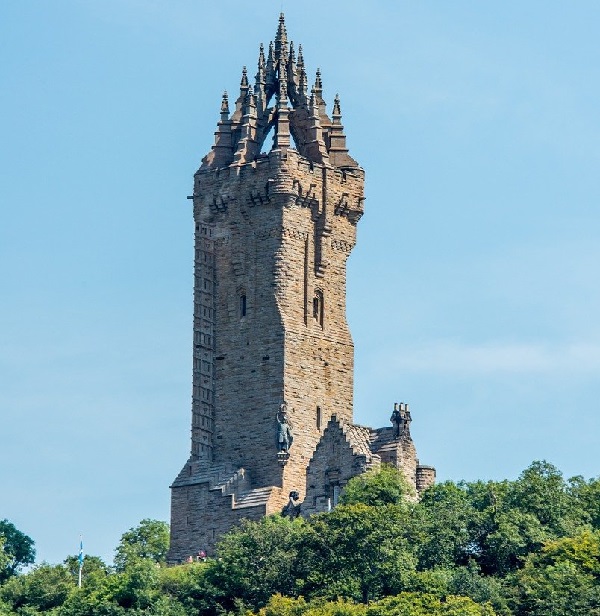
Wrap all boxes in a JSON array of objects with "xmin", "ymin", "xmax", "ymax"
[{"xmin": 78, "ymin": 536, "xmax": 84, "ymax": 588}]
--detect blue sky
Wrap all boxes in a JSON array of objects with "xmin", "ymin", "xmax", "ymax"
[{"xmin": 1, "ymin": 1, "xmax": 599, "ymax": 566}]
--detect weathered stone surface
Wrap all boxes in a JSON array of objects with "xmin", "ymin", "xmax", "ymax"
[{"xmin": 168, "ymin": 14, "xmax": 434, "ymax": 562}]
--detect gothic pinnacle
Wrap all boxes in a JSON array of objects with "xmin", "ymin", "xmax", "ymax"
[
  {"xmin": 297, "ymin": 44, "xmax": 304, "ymax": 69},
  {"xmin": 267, "ymin": 41, "xmax": 275, "ymax": 66},
  {"xmin": 298, "ymin": 66, "xmax": 308, "ymax": 100},
  {"xmin": 275, "ymin": 12, "xmax": 287, "ymax": 45},
  {"xmin": 220, "ymin": 91, "xmax": 229, "ymax": 117},
  {"xmin": 333, "ymin": 93, "xmax": 341, "ymax": 117},
  {"xmin": 240, "ymin": 66, "xmax": 249, "ymax": 89},
  {"xmin": 274, "ymin": 12, "xmax": 288, "ymax": 62},
  {"xmin": 313, "ymin": 68, "xmax": 324, "ymax": 106},
  {"xmin": 255, "ymin": 45, "xmax": 266, "ymax": 92},
  {"xmin": 315, "ymin": 68, "xmax": 323, "ymax": 91}
]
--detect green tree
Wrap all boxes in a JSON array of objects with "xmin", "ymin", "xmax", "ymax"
[
  {"xmin": 157, "ymin": 561, "xmax": 217, "ymax": 615},
  {"xmin": 63, "ymin": 554, "xmax": 109, "ymax": 584},
  {"xmin": 512, "ymin": 530, "xmax": 600, "ymax": 616},
  {"xmin": 570, "ymin": 475, "xmax": 600, "ymax": 530},
  {"xmin": 366, "ymin": 593, "xmax": 496, "ymax": 616},
  {"xmin": 508, "ymin": 461, "xmax": 581, "ymax": 535},
  {"xmin": 414, "ymin": 463, "xmax": 590, "ymax": 577},
  {"xmin": 0, "ymin": 563, "xmax": 74, "ymax": 613},
  {"xmin": 340, "ymin": 465, "xmax": 415, "ymax": 507},
  {"xmin": 113, "ymin": 519, "xmax": 170, "ymax": 571},
  {"xmin": 207, "ymin": 515, "xmax": 307, "ymax": 611},
  {"xmin": 471, "ymin": 462, "xmax": 587, "ymax": 575},
  {"xmin": 257, "ymin": 594, "xmax": 366, "ymax": 616},
  {"xmin": 300, "ymin": 504, "xmax": 417, "ymax": 603},
  {"xmin": 255, "ymin": 593, "xmax": 496, "ymax": 616},
  {"xmin": 0, "ymin": 519, "xmax": 35, "ymax": 582},
  {"xmin": 414, "ymin": 482, "xmax": 476, "ymax": 570},
  {"xmin": 60, "ymin": 557, "xmax": 188, "ymax": 616}
]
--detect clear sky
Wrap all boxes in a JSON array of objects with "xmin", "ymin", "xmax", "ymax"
[{"xmin": 1, "ymin": 0, "xmax": 599, "ymax": 566}]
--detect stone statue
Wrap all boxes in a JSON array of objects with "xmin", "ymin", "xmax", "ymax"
[
  {"xmin": 282, "ymin": 490, "xmax": 301, "ymax": 518},
  {"xmin": 276, "ymin": 403, "xmax": 294, "ymax": 452}
]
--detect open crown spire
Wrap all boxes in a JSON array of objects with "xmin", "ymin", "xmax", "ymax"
[{"xmin": 202, "ymin": 14, "xmax": 358, "ymax": 169}]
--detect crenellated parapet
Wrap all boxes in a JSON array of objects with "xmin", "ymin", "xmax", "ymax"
[
  {"xmin": 194, "ymin": 149, "xmax": 364, "ymax": 228},
  {"xmin": 201, "ymin": 14, "xmax": 359, "ymax": 170}
]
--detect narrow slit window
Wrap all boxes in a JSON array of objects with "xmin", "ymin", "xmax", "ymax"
[
  {"xmin": 240, "ymin": 293, "xmax": 247, "ymax": 318},
  {"xmin": 316, "ymin": 406, "xmax": 322, "ymax": 430},
  {"xmin": 313, "ymin": 290, "xmax": 324, "ymax": 327},
  {"xmin": 332, "ymin": 485, "xmax": 340, "ymax": 507}
]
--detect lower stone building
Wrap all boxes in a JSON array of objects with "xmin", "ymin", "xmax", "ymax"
[
  {"xmin": 169, "ymin": 402, "xmax": 435, "ymax": 560},
  {"xmin": 302, "ymin": 408, "xmax": 436, "ymax": 515}
]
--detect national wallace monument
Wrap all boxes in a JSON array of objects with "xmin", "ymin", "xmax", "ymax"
[{"xmin": 168, "ymin": 15, "xmax": 435, "ymax": 561}]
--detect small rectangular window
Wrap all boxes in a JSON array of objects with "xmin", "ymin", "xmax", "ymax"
[{"xmin": 316, "ymin": 406, "xmax": 322, "ymax": 430}]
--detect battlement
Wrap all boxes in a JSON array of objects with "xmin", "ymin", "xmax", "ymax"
[{"xmin": 194, "ymin": 149, "xmax": 364, "ymax": 228}]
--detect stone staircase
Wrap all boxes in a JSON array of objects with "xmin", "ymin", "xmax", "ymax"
[{"xmin": 232, "ymin": 486, "xmax": 275, "ymax": 509}]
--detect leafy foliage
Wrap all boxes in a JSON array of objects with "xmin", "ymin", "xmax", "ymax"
[
  {"xmin": 511, "ymin": 530, "xmax": 600, "ymax": 615},
  {"xmin": 0, "ymin": 562, "xmax": 74, "ymax": 613},
  {"xmin": 299, "ymin": 504, "xmax": 416, "ymax": 602},
  {"xmin": 339, "ymin": 464, "xmax": 415, "ymax": 507},
  {"xmin": 114, "ymin": 519, "xmax": 170, "ymax": 571},
  {"xmin": 63, "ymin": 554, "xmax": 110, "ymax": 584},
  {"xmin": 207, "ymin": 514, "xmax": 307, "ymax": 610},
  {"xmin": 0, "ymin": 520, "xmax": 35, "ymax": 582},
  {"xmin": 256, "ymin": 593, "xmax": 496, "ymax": 616},
  {"xmin": 2, "ymin": 462, "xmax": 600, "ymax": 615}
]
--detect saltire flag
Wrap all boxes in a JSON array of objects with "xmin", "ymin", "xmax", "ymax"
[
  {"xmin": 78, "ymin": 538, "xmax": 84, "ymax": 587},
  {"xmin": 78, "ymin": 539, "xmax": 84, "ymax": 567}
]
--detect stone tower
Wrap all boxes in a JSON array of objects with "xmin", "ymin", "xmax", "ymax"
[{"xmin": 168, "ymin": 15, "xmax": 433, "ymax": 561}]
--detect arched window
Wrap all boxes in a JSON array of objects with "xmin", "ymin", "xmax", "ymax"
[{"xmin": 313, "ymin": 290, "xmax": 324, "ymax": 327}]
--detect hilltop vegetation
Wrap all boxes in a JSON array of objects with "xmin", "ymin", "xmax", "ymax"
[{"xmin": 2, "ymin": 462, "xmax": 600, "ymax": 615}]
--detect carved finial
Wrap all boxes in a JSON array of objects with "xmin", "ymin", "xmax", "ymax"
[
  {"xmin": 255, "ymin": 45, "xmax": 266, "ymax": 94},
  {"xmin": 333, "ymin": 93, "xmax": 341, "ymax": 117},
  {"xmin": 267, "ymin": 41, "xmax": 275, "ymax": 65},
  {"xmin": 243, "ymin": 88, "xmax": 254, "ymax": 110},
  {"xmin": 240, "ymin": 66, "xmax": 249, "ymax": 89},
  {"xmin": 297, "ymin": 44, "xmax": 304, "ymax": 69},
  {"xmin": 220, "ymin": 91, "xmax": 229, "ymax": 118},
  {"xmin": 265, "ymin": 41, "xmax": 276, "ymax": 92},
  {"xmin": 315, "ymin": 68, "xmax": 323, "ymax": 91},
  {"xmin": 298, "ymin": 66, "xmax": 308, "ymax": 101}
]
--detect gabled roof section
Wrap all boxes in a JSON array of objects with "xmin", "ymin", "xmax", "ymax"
[
  {"xmin": 343, "ymin": 423, "xmax": 373, "ymax": 458},
  {"xmin": 201, "ymin": 13, "xmax": 359, "ymax": 170}
]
